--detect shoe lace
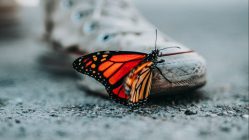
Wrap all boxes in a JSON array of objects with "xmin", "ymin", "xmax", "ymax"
[{"xmin": 83, "ymin": 0, "xmax": 148, "ymax": 35}]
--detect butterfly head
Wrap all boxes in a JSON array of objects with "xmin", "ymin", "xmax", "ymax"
[
  {"xmin": 145, "ymin": 48, "xmax": 160, "ymax": 62},
  {"xmin": 151, "ymin": 49, "xmax": 160, "ymax": 59}
]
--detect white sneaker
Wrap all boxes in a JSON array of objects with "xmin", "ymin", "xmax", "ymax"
[{"xmin": 43, "ymin": 0, "xmax": 207, "ymax": 94}]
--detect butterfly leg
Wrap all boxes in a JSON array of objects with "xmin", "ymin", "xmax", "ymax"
[
  {"xmin": 156, "ymin": 59, "xmax": 165, "ymax": 63},
  {"xmin": 155, "ymin": 66, "xmax": 172, "ymax": 83}
]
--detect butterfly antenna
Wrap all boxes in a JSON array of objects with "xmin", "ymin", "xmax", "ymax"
[
  {"xmin": 155, "ymin": 29, "xmax": 158, "ymax": 51},
  {"xmin": 159, "ymin": 46, "xmax": 181, "ymax": 51}
]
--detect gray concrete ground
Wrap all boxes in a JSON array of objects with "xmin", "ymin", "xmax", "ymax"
[{"xmin": 0, "ymin": 1, "xmax": 248, "ymax": 140}]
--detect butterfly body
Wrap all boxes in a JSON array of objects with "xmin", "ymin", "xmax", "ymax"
[{"xmin": 73, "ymin": 49, "xmax": 168, "ymax": 106}]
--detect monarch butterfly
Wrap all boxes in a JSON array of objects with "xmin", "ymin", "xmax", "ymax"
[
  {"xmin": 72, "ymin": 48, "xmax": 171, "ymax": 107},
  {"xmin": 72, "ymin": 31, "xmax": 186, "ymax": 107}
]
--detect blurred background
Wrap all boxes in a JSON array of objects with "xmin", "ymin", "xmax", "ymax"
[{"xmin": 0, "ymin": 0, "xmax": 248, "ymax": 140}]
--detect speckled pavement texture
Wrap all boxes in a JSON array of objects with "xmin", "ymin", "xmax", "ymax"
[{"xmin": 0, "ymin": 1, "xmax": 248, "ymax": 140}]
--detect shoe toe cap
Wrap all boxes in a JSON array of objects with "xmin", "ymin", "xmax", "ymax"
[{"xmin": 152, "ymin": 51, "xmax": 207, "ymax": 93}]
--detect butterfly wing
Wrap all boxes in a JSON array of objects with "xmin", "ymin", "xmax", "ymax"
[
  {"xmin": 72, "ymin": 51, "xmax": 147, "ymax": 104},
  {"xmin": 124, "ymin": 61, "xmax": 154, "ymax": 106}
]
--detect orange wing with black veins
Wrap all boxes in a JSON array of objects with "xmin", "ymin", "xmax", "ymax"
[
  {"xmin": 73, "ymin": 51, "xmax": 147, "ymax": 104},
  {"xmin": 124, "ymin": 61, "xmax": 153, "ymax": 106}
]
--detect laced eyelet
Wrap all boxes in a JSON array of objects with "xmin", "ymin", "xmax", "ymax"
[
  {"xmin": 61, "ymin": 0, "xmax": 73, "ymax": 9},
  {"xmin": 98, "ymin": 34, "xmax": 112, "ymax": 42},
  {"xmin": 71, "ymin": 9, "xmax": 93, "ymax": 24},
  {"xmin": 71, "ymin": 11, "xmax": 85, "ymax": 23},
  {"xmin": 83, "ymin": 21, "xmax": 98, "ymax": 33}
]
